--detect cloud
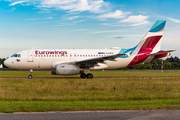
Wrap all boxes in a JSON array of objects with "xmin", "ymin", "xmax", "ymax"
[
  {"xmin": 67, "ymin": 16, "xmax": 79, "ymax": 20},
  {"xmin": 45, "ymin": 17, "xmax": 53, "ymax": 19},
  {"xmin": 36, "ymin": 0, "xmax": 106, "ymax": 13},
  {"xmin": 7, "ymin": 0, "xmax": 149, "ymax": 27},
  {"xmin": 100, "ymin": 23, "xmax": 110, "ymax": 25},
  {"xmin": 9, "ymin": 1, "xmax": 25, "ymax": 6},
  {"xmin": 73, "ymin": 20, "xmax": 85, "ymax": 23},
  {"xmin": 92, "ymin": 30, "xmax": 121, "ymax": 33},
  {"xmin": 130, "ymin": 21, "xmax": 149, "ymax": 26},
  {"xmin": 74, "ymin": 29, "xmax": 89, "ymax": 31},
  {"xmin": 97, "ymin": 10, "xmax": 129, "ymax": 19},
  {"xmin": 7, "ymin": 0, "xmax": 108, "ymax": 13},
  {"xmin": 27, "ymin": 17, "xmax": 53, "ymax": 20},
  {"xmin": 168, "ymin": 17, "xmax": 180, "ymax": 23},
  {"xmin": 115, "ymin": 36, "xmax": 123, "ymax": 39},
  {"xmin": 121, "ymin": 15, "xmax": 149, "ymax": 26}
]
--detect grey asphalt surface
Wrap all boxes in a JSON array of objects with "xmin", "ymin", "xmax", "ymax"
[{"xmin": 0, "ymin": 110, "xmax": 180, "ymax": 120}]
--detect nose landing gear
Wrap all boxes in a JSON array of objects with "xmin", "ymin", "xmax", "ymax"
[{"xmin": 28, "ymin": 69, "xmax": 33, "ymax": 79}]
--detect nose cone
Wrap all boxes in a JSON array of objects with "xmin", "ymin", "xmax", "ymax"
[{"xmin": 4, "ymin": 59, "xmax": 10, "ymax": 68}]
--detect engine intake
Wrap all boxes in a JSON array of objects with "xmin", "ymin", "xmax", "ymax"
[{"xmin": 51, "ymin": 64, "xmax": 80, "ymax": 75}]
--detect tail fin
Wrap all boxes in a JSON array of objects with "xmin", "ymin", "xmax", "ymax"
[
  {"xmin": 132, "ymin": 20, "xmax": 166, "ymax": 56},
  {"xmin": 126, "ymin": 20, "xmax": 168, "ymax": 66}
]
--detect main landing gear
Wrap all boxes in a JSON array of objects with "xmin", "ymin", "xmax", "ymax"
[
  {"xmin": 80, "ymin": 73, "xmax": 93, "ymax": 79},
  {"xmin": 28, "ymin": 69, "xmax": 33, "ymax": 79}
]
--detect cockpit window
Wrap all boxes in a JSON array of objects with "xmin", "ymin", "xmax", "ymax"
[{"xmin": 11, "ymin": 54, "xmax": 21, "ymax": 57}]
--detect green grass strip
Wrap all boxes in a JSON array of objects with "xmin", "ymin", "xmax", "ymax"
[{"xmin": 0, "ymin": 99, "xmax": 180, "ymax": 113}]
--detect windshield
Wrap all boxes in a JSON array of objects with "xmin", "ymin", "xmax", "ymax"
[{"xmin": 11, "ymin": 54, "xmax": 21, "ymax": 57}]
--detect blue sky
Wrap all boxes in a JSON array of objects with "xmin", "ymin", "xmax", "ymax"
[{"xmin": 0, "ymin": 0, "xmax": 180, "ymax": 58}]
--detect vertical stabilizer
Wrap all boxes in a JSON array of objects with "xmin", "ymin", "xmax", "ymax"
[
  {"xmin": 127, "ymin": 20, "xmax": 166, "ymax": 66},
  {"xmin": 131, "ymin": 20, "xmax": 166, "ymax": 56}
]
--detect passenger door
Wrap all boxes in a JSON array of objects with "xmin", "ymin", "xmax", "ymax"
[{"xmin": 27, "ymin": 50, "xmax": 34, "ymax": 62}]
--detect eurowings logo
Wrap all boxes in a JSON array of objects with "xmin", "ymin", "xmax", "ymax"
[
  {"xmin": 35, "ymin": 50, "xmax": 67, "ymax": 55},
  {"xmin": 16, "ymin": 59, "xmax": 20, "ymax": 62}
]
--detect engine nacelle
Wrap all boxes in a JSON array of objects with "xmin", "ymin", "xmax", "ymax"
[{"xmin": 51, "ymin": 64, "xmax": 80, "ymax": 75}]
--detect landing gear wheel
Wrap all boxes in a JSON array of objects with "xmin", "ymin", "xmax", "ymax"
[
  {"xmin": 80, "ymin": 73, "xmax": 87, "ymax": 78},
  {"xmin": 28, "ymin": 75, "xmax": 33, "ymax": 79},
  {"xmin": 87, "ymin": 73, "xmax": 93, "ymax": 79}
]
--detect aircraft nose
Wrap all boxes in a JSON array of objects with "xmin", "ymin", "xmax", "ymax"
[{"xmin": 4, "ymin": 59, "xmax": 11, "ymax": 68}]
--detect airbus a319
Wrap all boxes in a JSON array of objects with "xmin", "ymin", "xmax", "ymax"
[{"xmin": 4, "ymin": 20, "xmax": 175, "ymax": 79}]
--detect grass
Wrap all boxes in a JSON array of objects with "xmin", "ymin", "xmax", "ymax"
[
  {"xmin": 1, "ymin": 99, "xmax": 180, "ymax": 113},
  {"xmin": 0, "ymin": 71, "xmax": 180, "ymax": 112},
  {"xmin": 1, "ymin": 78, "xmax": 180, "ymax": 101},
  {"xmin": 0, "ymin": 70, "xmax": 180, "ymax": 78}
]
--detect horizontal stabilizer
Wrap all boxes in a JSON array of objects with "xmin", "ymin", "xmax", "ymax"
[{"xmin": 149, "ymin": 50, "xmax": 175, "ymax": 56}]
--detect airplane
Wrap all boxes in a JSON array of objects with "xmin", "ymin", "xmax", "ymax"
[{"xmin": 4, "ymin": 20, "xmax": 175, "ymax": 79}]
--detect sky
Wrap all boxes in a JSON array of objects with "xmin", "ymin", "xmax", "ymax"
[{"xmin": 0, "ymin": 0, "xmax": 180, "ymax": 58}]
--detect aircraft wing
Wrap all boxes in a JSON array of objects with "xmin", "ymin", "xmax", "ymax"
[{"xmin": 68, "ymin": 53, "xmax": 126, "ymax": 68}]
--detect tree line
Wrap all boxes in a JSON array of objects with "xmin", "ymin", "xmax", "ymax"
[
  {"xmin": 0, "ymin": 56, "xmax": 180, "ymax": 70},
  {"xmin": 0, "ymin": 58, "xmax": 6, "ymax": 68},
  {"xmin": 120, "ymin": 56, "xmax": 180, "ymax": 70}
]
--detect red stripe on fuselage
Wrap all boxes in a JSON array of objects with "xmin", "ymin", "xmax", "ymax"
[{"xmin": 128, "ymin": 36, "xmax": 162, "ymax": 66}]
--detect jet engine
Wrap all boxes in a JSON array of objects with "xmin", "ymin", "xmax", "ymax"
[{"xmin": 51, "ymin": 64, "xmax": 80, "ymax": 75}]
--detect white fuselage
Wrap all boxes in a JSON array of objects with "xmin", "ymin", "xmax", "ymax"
[{"xmin": 5, "ymin": 49, "xmax": 134, "ymax": 70}]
